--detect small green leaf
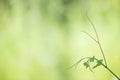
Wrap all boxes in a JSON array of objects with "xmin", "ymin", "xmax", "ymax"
[
  {"xmin": 84, "ymin": 62, "xmax": 90, "ymax": 69},
  {"xmin": 89, "ymin": 56, "xmax": 95, "ymax": 62},
  {"xmin": 93, "ymin": 59, "xmax": 103, "ymax": 69}
]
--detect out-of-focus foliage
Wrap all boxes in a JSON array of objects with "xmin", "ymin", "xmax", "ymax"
[{"xmin": 0, "ymin": 0, "xmax": 120, "ymax": 80}]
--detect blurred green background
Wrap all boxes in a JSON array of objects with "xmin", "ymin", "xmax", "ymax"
[{"xmin": 0, "ymin": 0, "xmax": 120, "ymax": 80}]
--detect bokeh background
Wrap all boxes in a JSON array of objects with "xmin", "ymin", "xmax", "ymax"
[{"xmin": 0, "ymin": 0, "xmax": 120, "ymax": 80}]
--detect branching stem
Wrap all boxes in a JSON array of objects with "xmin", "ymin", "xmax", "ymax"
[
  {"xmin": 70, "ymin": 13, "xmax": 120, "ymax": 80},
  {"xmin": 86, "ymin": 13, "xmax": 107, "ymax": 67}
]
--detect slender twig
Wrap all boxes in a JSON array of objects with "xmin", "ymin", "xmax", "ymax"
[
  {"xmin": 86, "ymin": 13, "xmax": 107, "ymax": 67},
  {"xmin": 80, "ymin": 31, "xmax": 98, "ymax": 43}
]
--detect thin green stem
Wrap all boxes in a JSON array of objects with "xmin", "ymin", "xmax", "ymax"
[
  {"xmin": 97, "ymin": 41, "xmax": 108, "ymax": 67},
  {"xmin": 95, "ymin": 58, "xmax": 120, "ymax": 80}
]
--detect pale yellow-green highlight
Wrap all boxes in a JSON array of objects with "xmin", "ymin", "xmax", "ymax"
[{"xmin": 0, "ymin": 0, "xmax": 120, "ymax": 80}]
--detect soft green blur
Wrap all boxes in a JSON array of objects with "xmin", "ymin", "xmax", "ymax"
[{"xmin": 0, "ymin": 0, "xmax": 120, "ymax": 80}]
